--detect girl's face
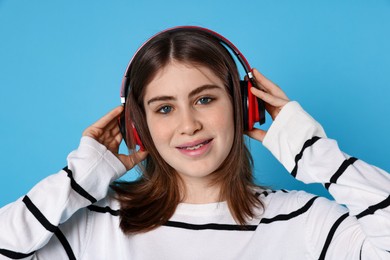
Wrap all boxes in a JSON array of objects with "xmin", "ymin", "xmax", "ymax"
[{"xmin": 144, "ymin": 61, "xmax": 234, "ymax": 185}]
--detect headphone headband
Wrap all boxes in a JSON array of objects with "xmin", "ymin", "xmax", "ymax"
[{"xmin": 120, "ymin": 25, "xmax": 255, "ymax": 104}]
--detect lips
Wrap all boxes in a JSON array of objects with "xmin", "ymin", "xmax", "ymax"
[
  {"xmin": 176, "ymin": 139, "xmax": 212, "ymax": 150},
  {"xmin": 175, "ymin": 138, "xmax": 213, "ymax": 157}
]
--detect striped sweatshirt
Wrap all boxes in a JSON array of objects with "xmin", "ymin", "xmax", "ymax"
[{"xmin": 0, "ymin": 101, "xmax": 389, "ymax": 259}]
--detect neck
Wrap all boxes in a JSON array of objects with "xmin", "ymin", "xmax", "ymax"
[{"xmin": 179, "ymin": 177, "xmax": 222, "ymax": 204}]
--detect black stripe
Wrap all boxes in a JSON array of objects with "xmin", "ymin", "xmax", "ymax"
[
  {"xmin": 87, "ymin": 205, "xmax": 120, "ymax": 216},
  {"xmin": 291, "ymin": 136, "xmax": 321, "ymax": 177},
  {"xmin": 63, "ymin": 166, "xmax": 97, "ymax": 204},
  {"xmin": 0, "ymin": 248, "xmax": 35, "ymax": 259},
  {"xmin": 258, "ymin": 190, "xmax": 277, "ymax": 198},
  {"xmin": 356, "ymin": 194, "xmax": 390, "ymax": 219},
  {"xmin": 260, "ymin": 191, "xmax": 269, "ymax": 197},
  {"xmin": 325, "ymin": 157, "xmax": 358, "ymax": 190},
  {"xmin": 21, "ymin": 196, "xmax": 77, "ymax": 259},
  {"xmin": 55, "ymin": 228, "xmax": 77, "ymax": 260},
  {"xmin": 22, "ymin": 195, "xmax": 57, "ymax": 232},
  {"xmin": 260, "ymin": 196, "xmax": 319, "ymax": 224},
  {"xmin": 163, "ymin": 221, "xmax": 257, "ymax": 231},
  {"xmin": 318, "ymin": 212, "xmax": 349, "ymax": 260}
]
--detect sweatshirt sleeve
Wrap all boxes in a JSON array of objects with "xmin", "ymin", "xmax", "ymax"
[
  {"xmin": 0, "ymin": 136, "xmax": 126, "ymax": 259},
  {"xmin": 263, "ymin": 101, "xmax": 390, "ymax": 258}
]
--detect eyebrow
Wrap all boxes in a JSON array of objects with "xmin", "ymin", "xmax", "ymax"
[{"xmin": 146, "ymin": 84, "xmax": 222, "ymax": 105}]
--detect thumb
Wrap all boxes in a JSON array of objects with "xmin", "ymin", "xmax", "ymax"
[
  {"xmin": 117, "ymin": 150, "xmax": 148, "ymax": 171},
  {"xmin": 245, "ymin": 128, "xmax": 267, "ymax": 142}
]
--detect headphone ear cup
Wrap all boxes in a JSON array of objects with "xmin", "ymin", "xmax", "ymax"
[
  {"xmin": 118, "ymin": 110, "xmax": 128, "ymax": 144},
  {"xmin": 240, "ymin": 80, "xmax": 249, "ymax": 131},
  {"xmin": 131, "ymin": 123, "xmax": 145, "ymax": 151},
  {"xmin": 252, "ymin": 82, "xmax": 266, "ymax": 125},
  {"xmin": 118, "ymin": 109, "xmax": 145, "ymax": 151},
  {"xmin": 241, "ymin": 79, "xmax": 266, "ymax": 131}
]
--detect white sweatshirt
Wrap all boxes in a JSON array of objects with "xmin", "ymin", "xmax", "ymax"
[{"xmin": 0, "ymin": 102, "xmax": 389, "ymax": 259}]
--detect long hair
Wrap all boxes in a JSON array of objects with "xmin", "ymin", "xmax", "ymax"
[{"xmin": 111, "ymin": 28, "xmax": 263, "ymax": 234}]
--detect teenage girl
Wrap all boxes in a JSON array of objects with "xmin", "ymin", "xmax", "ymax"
[{"xmin": 0, "ymin": 27, "xmax": 389, "ymax": 259}]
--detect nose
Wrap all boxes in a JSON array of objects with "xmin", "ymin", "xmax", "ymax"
[{"xmin": 178, "ymin": 108, "xmax": 202, "ymax": 136}]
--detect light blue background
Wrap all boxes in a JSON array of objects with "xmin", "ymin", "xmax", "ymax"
[{"xmin": 0, "ymin": 0, "xmax": 389, "ymax": 207}]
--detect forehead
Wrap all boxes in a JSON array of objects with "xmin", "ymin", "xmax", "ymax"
[{"xmin": 144, "ymin": 61, "xmax": 225, "ymax": 98}]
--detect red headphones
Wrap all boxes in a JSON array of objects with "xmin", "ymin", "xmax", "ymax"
[{"xmin": 119, "ymin": 26, "xmax": 265, "ymax": 150}]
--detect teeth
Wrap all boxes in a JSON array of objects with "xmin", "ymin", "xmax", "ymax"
[
  {"xmin": 185, "ymin": 143, "xmax": 204, "ymax": 150},
  {"xmin": 179, "ymin": 140, "xmax": 211, "ymax": 151}
]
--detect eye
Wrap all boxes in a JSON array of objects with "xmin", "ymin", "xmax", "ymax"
[
  {"xmin": 197, "ymin": 97, "xmax": 213, "ymax": 105},
  {"xmin": 157, "ymin": 105, "xmax": 173, "ymax": 114}
]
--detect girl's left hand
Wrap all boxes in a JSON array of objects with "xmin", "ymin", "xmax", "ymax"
[{"xmin": 246, "ymin": 68, "xmax": 290, "ymax": 142}]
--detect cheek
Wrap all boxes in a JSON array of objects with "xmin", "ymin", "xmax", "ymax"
[
  {"xmin": 207, "ymin": 103, "xmax": 235, "ymax": 150},
  {"xmin": 222, "ymin": 104, "xmax": 235, "ymax": 147},
  {"xmin": 210, "ymin": 115, "xmax": 233, "ymax": 136},
  {"xmin": 146, "ymin": 115, "xmax": 171, "ymax": 149},
  {"xmin": 213, "ymin": 103, "xmax": 234, "ymax": 132},
  {"xmin": 222, "ymin": 114, "xmax": 235, "ymax": 147}
]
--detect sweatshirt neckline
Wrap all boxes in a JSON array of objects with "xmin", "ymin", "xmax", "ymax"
[{"xmin": 175, "ymin": 201, "xmax": 229, "ymax": 216}]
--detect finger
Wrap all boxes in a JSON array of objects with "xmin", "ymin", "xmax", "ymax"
[
  {"xmin": 118, "ymin": 150, "xmax": 148, "ymax": 170},
  {"xmin": 91, "ymin": 106, "xmax": 123, "ymax": 130},
  {"xmin": 114, "ymin": 130, "xmax": 123, "ymax": 145},
  {"xmin": 110, "ymin": 123, "xmax": 121, "ymax": 137},
  {"xmin": 250, "ymin": 87, "xmax": 288, "ymax": 107},
  {"xmin": 89, "ymin": 123, "xmax": 121, "ymax": 150},
  {"xmin": 83, "ymin": 106, "xmax": 124, "ymax": 138},
  {"xmin": 105, "ymin": 127, "xmax": 123, "ymax": 146},
  {"xmin": 245, "ymin": 128, "xmax": 267, "ymax": 142},
  {"xmin": 103, "ymin": 117, "xmax": 122, "ymax": 135},
  {"xmin": 252, "ymin": 69, "xmax": 275, "ymax": 91},
  {"xmin": 108, "ymin": 126, "xmax": 123, "ymax": 145},
  {"xmin": 252, "ymin": 69, "xmax": 289, "ymax": 100},
  {"xmin": 107, "ymin": 122, "xmax": 123, "ymax": 143}
]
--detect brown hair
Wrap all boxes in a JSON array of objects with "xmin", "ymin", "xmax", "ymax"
[{"xmin": 111, "ymin": 28, "xmax": 263, "ymax": 234}]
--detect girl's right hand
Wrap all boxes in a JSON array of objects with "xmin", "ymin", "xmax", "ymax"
[
  {"xmin": 246, "ymin": 69, "xmax": 290, "ymax": 142},
  {"xmin": 82, "ymin": 106, "xmax": 148, "ymax": 171}
]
